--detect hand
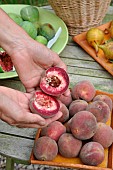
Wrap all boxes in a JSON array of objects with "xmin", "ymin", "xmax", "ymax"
[
  {"xmin": 9, "ymin": 40, "xmax": 67, "ymax": 93},
  {"xmin": 0, "ymin": 9, "xmax": 67, "ymax": 93},
  {"xmin": 0, "ymin": 86, "xmax": 62, "ymax": 128}
]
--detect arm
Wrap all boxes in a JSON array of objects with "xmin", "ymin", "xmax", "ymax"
[
  {"xmin": 0, "ymin": 8, "xmax": 67, "ymax": 93},
  {"xmin": 0, "ymin": 8, "xmax": 67, "ymax": 127},
  {"xmin": 0, "ymin": 8, "xmax": 31, "ymax": 54}
]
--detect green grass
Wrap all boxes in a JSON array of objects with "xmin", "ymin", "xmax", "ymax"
[
  {"xmin": 110, "ymin": 0, "xmax": 113, "ymax": 6},
  {"xmin": 0, "ymin": 0, "xmax": 48, "ymax": 6}
]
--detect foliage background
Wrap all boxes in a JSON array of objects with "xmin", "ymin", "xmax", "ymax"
[{"xmin": 0, "ymin": 0, "xmax": 48, "ymax": 6}]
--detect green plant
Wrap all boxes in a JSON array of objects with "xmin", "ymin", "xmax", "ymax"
[
  {"xmin": 110, "ymin": 0, "xmax": 113, "ymax": 6},
  {"xmin": 0, "ymin": 0, "xmax": 48, "ymax": 6}
]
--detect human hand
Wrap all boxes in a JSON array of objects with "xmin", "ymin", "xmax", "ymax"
[
  {"xmin": 0, "ymin": 9, "xmax": 66, "ymax": 93},
  {"xmin": 10, "ymin": 40, "xmax": 67, "ymax": 93},
  {"xmin": 0, "ymin": 9, "xmax": 68, "ymax": 94},
  {"xmin": 0, "ymin": 86, "xmax": 62, "ymax": 128}
]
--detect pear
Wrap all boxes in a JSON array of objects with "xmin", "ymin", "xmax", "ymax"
[
  {"xmin": 86, "ymin": 28, "xmax": 105, "ymax": 53},
  {"xmin": 98, "ymin": 41, "xmax": 113, "ymax": 60},
  {"xmin": 104, "ymin": 21, "xmax": 113, "ymax": 38}
]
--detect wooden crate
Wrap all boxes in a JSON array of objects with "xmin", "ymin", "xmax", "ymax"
[{"xmin": 30, "ymin": 90, "xmax": 113, "ymax": 170}]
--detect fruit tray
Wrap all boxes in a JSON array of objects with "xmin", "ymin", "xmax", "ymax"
[
  {"xmin": 30, "ymin": 90, "xmax": 113, "ymax": 170},
  {"xmin": 73, "ymin": 22, "xmax": 113, "ymax": 77}
]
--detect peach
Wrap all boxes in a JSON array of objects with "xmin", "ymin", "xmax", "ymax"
[
  {"xmin": 70, "ymin": 111, "xmax": 97, "ymax": 140},
  {"xmin": 92, "ymin": 122, "xmax": 113, "ymax": 148},
  {"xmin": 29, "ymin": 91, "xmax": 60, "ymax": 118},
  {"xmin": 33, "ymin": 136, "xmax": 58, "ymax": 161},
  {"xmin": 71, "ymin": 80, "xmax": 96, "ymax": 102},
  {"xmin": 40, "ymin": 121, "xmax": 66, "ymax": 141},
  {"xmin": 64, "ymin": 118, "xmax": 72, "ymax": 133},
  {"xmin": 40, "ymin": 67, "xmax": 69, "ymax": 96},
  {"xmin": 58, "ymin": 133, "xmax": 82, "ymax": 158},
  {"xmin": 86, "ymin": 100, "xmax": 111, "ymax": 123},
  {"xmin": 69, "ymin": 99, "xmax": 88, "ymax": 117},
  {"xmin": 58, "ymin": 90, "xmax": 72, "ymax": 107},
  {"xmin": 58, "ymin": 103, "xmax": 69, "ymax": 123},
  {"xmin": 79, "ymin": 141, "xmax": 105, "ymax": 166},
  {"xmin": 93, "ymin": 94, "xmax": 113, "ymax": 111}
]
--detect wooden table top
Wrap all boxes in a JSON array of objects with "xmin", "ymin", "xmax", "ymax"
[{"xmin": 0, "ymin": 5, "xmax": 113, "ymax": 167}]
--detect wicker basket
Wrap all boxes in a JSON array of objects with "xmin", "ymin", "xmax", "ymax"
[{"xmin": 48, "ymin": 0, "xmax": 111, "ymax": 36}]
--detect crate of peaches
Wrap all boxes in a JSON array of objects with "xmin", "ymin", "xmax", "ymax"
[{"xmin": 29, "ymin": 66, "xmax": 113, "ymax": 170}]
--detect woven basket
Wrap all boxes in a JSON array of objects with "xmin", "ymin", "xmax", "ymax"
[{"xmin": 48, "ymin": 0, "xmax": 111, "ymax": 36}]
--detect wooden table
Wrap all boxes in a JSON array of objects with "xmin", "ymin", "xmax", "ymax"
[{"xmin": 0, "ymin": 5, "xmax": 113, "ymax": 170}]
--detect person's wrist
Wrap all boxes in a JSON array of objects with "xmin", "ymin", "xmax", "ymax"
[
  {"xmin": 0, "ymin": 29, "xmax": 32, "ymax": 56},
  {"xmin": 0, "ymin": 8, "xmax": 32, "ymax": 56}
]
